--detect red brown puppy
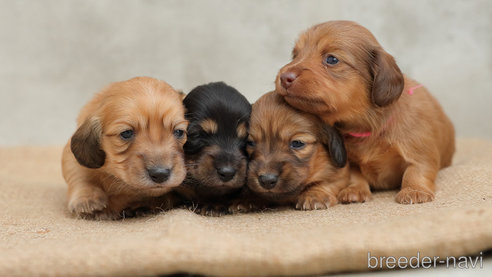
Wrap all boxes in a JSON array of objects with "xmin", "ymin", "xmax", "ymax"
[
  {"xmin": 239, "ymin": 91, "xmax": 349, "ymax": 210},
  {"xmin": 276, "ymin": 21, "xmax": 455, "ymax": 204},
  {"xmin": 62, "ymin": 77, "xmax": 188, "ymax": 219}
]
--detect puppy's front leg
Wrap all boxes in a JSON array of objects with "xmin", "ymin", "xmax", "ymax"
[
  {"xmin": 67, "ymin": 180, "xmax": 108, "ymax": 218},
  {"xmin": 338, "ymin": 166, "xmax": 372, "ymax": 203},
  {"xmin": 395, "ymin": 164, "xmax": 437, "ymax": 204},
  {"xmin": 63, "ymin": 145, "xmax": 109, "ymax": 218},
  {"xmin": 68, "ymin": 182, "xmax": 108, "ymax": 217},
  {"xmin": 229, "ymin": 199, "xmax": 268, "ymax": 214},
  {"xmin": 296, "ymin": 181, "xmax": 342, "ymax": 210},
  {"xmin": 228, "ymin": 189, "xmax": 267, "ymax": 214}
]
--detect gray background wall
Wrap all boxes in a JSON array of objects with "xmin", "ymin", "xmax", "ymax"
[{"xmin": 1, "ymin": 0, "xmax": 491, "ymax": 145}]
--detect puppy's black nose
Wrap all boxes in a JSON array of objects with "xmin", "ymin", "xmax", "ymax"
[
  {"xmin": 259, "ymin": 174, "xmax": 278, "ymax": 189},
  {"xmin": 280, "ymin": 72, "xmax": 297, "ymax": 89},
  {"xmin": 147, "ymin": 167, "xmax": 171, "ymax": 183},
  {"xmin": 217, "ymin": 166, "xmax": 236, "ymax": 182}
]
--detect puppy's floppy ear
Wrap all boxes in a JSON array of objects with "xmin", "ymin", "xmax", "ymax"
[
  {"xmin": 320, "ymin": 124, "xmax": 347, "ymax": 168},
  {"xmin": 370, "ymin": 48, "xmax": 404, "ymax": 107},
  {"xmin": 70, "ymin": 117, "xmax": 106, "ymax": 168}
]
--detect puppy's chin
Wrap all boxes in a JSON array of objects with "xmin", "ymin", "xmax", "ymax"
[
  {"xmin": 185, "ymin": 173, "xmax": 245, "ymax": 197},
  {"xmin": 111, "ymin": 169, "xmax": 186, "ymax": 196},
  {"xmin": 247, "ymin": 179, "xmax": 305, "ymax": 203},
  {"xmin": 193, "ymin": 183, "xmax": 242, "ymax": 197},
  {"xmin": 185, "ymin": 154, "xmax": 247, "ymax": 197},
  {"xmin": 283, "ymin": 94, "xmax": 332, "ymax": 114},
  {"xmin": 276, "ymin": 87, "xmax": 332, "ymax": 115}
]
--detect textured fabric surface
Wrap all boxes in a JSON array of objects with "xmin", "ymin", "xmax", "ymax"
[{"xmin": 0, "ymin": 139, "xmax": 491, "ymax": 276}]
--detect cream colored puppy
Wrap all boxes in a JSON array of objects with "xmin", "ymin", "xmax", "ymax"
[{"xmin": 62, "ymin": 77, "xmax": 188, "ymax": 219}]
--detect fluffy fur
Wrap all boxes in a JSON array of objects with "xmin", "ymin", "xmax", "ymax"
[
  {"xmin": 177, "ymin": 82, "xmax": 251, "ymax": 216},
  {"xmin": 61, "ymin": 77, "xmax": 188, "ymax": 219},
  {"xmin": 232, "ymin": 91, "xmax": 349, "ymax": 211},
  {"xmin": 275, "ymin": 21, "xmax": 455, "ymax": 204}
]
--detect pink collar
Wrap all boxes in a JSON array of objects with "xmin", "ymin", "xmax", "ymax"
[
  {"xmin": 347, "ymin": 131, "xmax": 372, "ymax": 138},
  {"xmin": 346, "ymin": 84, "xmax": 423, "ymax": 138}
]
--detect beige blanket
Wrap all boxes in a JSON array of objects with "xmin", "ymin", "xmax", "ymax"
[{"xmin": 1, "ymin": 139, "xmax": 491, "ymax": 276}]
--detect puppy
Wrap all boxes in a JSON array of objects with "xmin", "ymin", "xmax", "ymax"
[
  {"xmin": 176, "ymin": 82, "xmax": 251, "ymax": 216},
  {"xmin": 236, "ymin": 91, "xmax": 349, "ymax": 210},
  {"xmin": 276, "ymin": 20, "xmax": 455, "ymax": 204},
  {"xmin": 61, "ymin": 77, "xmax": 188, "ymax": 219}
]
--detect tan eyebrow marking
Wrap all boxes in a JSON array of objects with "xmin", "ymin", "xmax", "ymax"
[
  {"xmin": 200, "ymin": 119, "xmax": 218, "ymax": 134},
  {"xmin": 237, "ymin": 122, "xmax": 247, "ymax": 138}
]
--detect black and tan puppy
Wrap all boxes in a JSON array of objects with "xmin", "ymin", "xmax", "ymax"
[
  {"xmin": 231, "ymin": 91, "xmax": 350, "ymax": 211},
  {"xmin": 176, "ymin": 82, "xmax": 251, "ymax": 216}
]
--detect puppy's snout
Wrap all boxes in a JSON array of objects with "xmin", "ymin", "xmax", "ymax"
[
  {"xmin": 217, "ymin": 166, "xmax": 236, "ymax": 182},
  {"xmin": 280, "ymin": 72, "xmax": 298, "ymax": 89},
  {"xmin": 147, "ymin": 167, "xmax": 171, "ymax": 184},
  {"xmin": 258, "ymin": 174, "xmax": 278, "ymax": 189}
]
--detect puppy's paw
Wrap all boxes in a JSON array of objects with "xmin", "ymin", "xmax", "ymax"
[
  {"xmin": 68, "ymin": 188, "xmax": 108, "ymax": 218},
  {"xmin": 296, "ymin": 192, "xmax": 337, "ymax": 210},
  {"xmin": 193, "ymin": 205, "xmax": 228, "ymax": 217},
  {"xmin": 338, "ymin": 186, "xmax": 372, "ymax": 204},
  {"xmin": 121, "ymin": 207, "xmax": 154, "ymax": 218},
  {"xmin": 69, "ymin": 195, "xmax": 107, "ymax": 215},
  {"xmin": 395, "ymin": 187, "xmax": 435, "ymax": 204},
  {"xmin": 228, "ymin": 201, "xmax": 265, "ymax": 214},
  {"xmin": 90, "ymin": 210, "xmax": 122, "ymax": 220}
]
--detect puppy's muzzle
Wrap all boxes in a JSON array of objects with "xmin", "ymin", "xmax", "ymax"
[
  {"xmin": 258, "ymin": 174, "xmax": 279, "ymax": 189},
  {"xmin": 147, "ymin": 167, "xmax": 171, "ymax": 184},
  {"xmin": 280, "ymin": 71, "xmax": 298, "ymax": 89},
  {"xmin": 216, "ymin": 166, "xmax": 236, "ymax": 182}
]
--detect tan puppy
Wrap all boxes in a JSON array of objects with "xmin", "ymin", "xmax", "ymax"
[
  {"xmin": 276, "ymin": 21, "xmax": 455, "ymax": 204},
  {"xmin": 61, "ymin": 77, "xmax": 188, "ymax": 219},
  {"xmin": 240, "ymin": 91, "xmax": 349, "ymax": 210}
]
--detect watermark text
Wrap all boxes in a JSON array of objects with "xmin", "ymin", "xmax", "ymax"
[{"xmin": 367, "ymin": 251, "xmax": 483, "ymax": 269}]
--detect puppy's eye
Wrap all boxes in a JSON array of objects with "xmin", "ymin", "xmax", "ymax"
[
  {"xmin": 325, "ymin": 55, "xmax": 339, "ymax": 65},
  {"xmin": 120, "ymin": 130, "xmax": 134, "ymax": 140},
  {"xmin": 246, "ymin": 140, "xmax": 255, "ymax": 147},
  {"xmin": 290, "ymin": 140, "xmax": 305, "ymax": 150},
  {"xmin": 173, "ymin": 129, "xmax": 185, "ymax": 139}
]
